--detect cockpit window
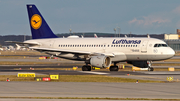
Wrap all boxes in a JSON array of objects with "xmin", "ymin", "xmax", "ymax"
[
  {"xmin": 154, "ymin": 44, "xmax": 158, "ymax": 47},
  {"xmin": 162, "ymin": 44, "xmax": 168, "ymax": 47},
  {"xmin": 154, "ymin": 44, "xmax": 168, "ymax": 47}
]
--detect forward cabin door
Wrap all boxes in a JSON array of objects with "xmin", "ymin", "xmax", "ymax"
[{"xmin": 141, "ymin": 41, "xmax": 148, "ymax": 53}]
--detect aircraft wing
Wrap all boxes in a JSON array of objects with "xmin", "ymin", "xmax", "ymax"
[{"xmin": 30, "ymin": 47, "xmax": 115, "ymax": 57}]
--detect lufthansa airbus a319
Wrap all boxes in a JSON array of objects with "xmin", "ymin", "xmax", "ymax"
[{"xmin": 7, "ymin": 4, "xmax": 175, "ymax": 71}]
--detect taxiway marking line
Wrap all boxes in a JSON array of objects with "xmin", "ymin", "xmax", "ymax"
[{"xmin": 78, "ymin": 71, "xmax": 109, "ymax": 75}]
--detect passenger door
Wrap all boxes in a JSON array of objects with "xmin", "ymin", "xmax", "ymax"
[{"xmin": 141, "ymin": 41, "xmax": 148, "ymax": 53}]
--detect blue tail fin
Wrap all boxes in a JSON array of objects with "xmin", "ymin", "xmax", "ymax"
[{"xmin": 27, "ymin": 4, "xmax": 58, "ymax": 39}]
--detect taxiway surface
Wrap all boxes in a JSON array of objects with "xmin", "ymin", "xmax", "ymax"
[{"xmin": 0, "ymin": 82, "xmax": 179, "ymax": 99}]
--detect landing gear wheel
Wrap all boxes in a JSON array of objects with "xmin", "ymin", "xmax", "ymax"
[
  {"xmin": 148, "ymin": 67, "xmax": 154, "ymax": 71},
  {"xmin": 82, "ymin": 65, "xmax": 91, "ymax": 71},
  {"xmin": 109, "ymin": 66, "xmax": 118, "ymax": 71}
]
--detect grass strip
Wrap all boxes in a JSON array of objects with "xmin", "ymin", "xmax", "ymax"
[
  {"xmin": 0, "ymin": 61, "xmax": 59, "ymax": 65},
  {"xmin": 0, "ymin": 75, "xmax": 163, "ymax": 83},
  {"xmin": 0, "ymin": 97, "xmax": 179, "ymax": 100}
]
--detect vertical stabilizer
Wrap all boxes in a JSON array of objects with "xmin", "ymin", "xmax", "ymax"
[{"xmin": 27, "ymin": 4, "xmax": 58, "ymax": 39}]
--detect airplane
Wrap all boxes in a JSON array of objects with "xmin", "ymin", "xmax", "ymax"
[
  {"xmin": 16, "ymin": 44, "xmax": 26, "ymax": 50},
  {"xmin": 6, "ymin": 4, "xmax": 175, "ymax": 71},
  {"xmin": 94, "ymin": 34, "xmax": 98, "ymax": 38}
]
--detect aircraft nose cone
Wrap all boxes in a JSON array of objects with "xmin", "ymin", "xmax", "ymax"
[{"xmin": 168, "ymin": 48, "xmax": 175, "ymax": 58}]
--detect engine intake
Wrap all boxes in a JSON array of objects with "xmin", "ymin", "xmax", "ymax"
[{"xmin": 90, "ymin": 56, "xmax": 111, "ymax": 68}]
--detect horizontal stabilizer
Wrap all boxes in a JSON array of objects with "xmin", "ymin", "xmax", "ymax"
[{"xmin": 5, "ymin": 41, "xmax": 40, "ymax": 45}]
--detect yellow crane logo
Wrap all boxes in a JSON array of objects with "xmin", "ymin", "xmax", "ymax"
[{"xmin": 31, "ymin": 14, "xmax": 42, "ymax": 29}]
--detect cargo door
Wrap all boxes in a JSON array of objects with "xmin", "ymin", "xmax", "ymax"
[{"xmin": 49, "ymin": 40, "xmax": 55, "ymax": 48}]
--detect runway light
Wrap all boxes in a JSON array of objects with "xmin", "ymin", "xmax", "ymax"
[{"xmin": 30, "ymin": 67, "xmax": 34, "ymax": 70}]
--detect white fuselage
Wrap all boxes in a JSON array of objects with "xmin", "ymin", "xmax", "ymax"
[{"xmin": 25, "ymin": 37, "xmax": 175, "ymax": 62}]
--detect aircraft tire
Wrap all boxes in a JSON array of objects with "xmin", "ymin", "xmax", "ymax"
[
  {"xmin": 82, "ymin": 65, "xmax": 91, "ymax": 71},
  {"xmin": 109, "ymin": 66, "xmax": 118, "ymax": 71},
  {"xmin": 148, "ymin": 67, "xmax": 154, "ymax": 71}
]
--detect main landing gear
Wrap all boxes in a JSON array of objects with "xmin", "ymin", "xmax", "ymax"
[
  {"xmin": 147, "ymin": 61, "xmax": 154, "ymax": 71},
  {"xmin": 82, "ymin": 65, "xmax": 91, "ymax": 71},
  {"xmin": 148, "ymin": 66, "xmax": 154, "ymax": 71},
  {"xmin": 109, "ymin": 62, "xmax": 118, "ymax": 71}
]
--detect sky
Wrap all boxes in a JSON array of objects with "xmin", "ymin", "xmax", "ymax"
[{"xmin": 0, "ymin": 0, "xmax": 180, "ymax": 35}]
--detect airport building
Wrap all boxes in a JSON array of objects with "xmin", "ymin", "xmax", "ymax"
[{"xmin": 164, "ymin": 29, "xmax": 180, "ymax": 51}]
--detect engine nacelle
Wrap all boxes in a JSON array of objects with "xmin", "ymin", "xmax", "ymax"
[
  {"xmin": 127, "ymin": 61, "xmax": 149, "ymax": 68},
  {"xmin": 90, "ymin": 56, "xmax": 111, "ymax": 68}
]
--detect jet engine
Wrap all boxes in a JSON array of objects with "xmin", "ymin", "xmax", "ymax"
[{"xmin": 90, "ymin": 56, "xmax": 111, "ymax": 68}]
